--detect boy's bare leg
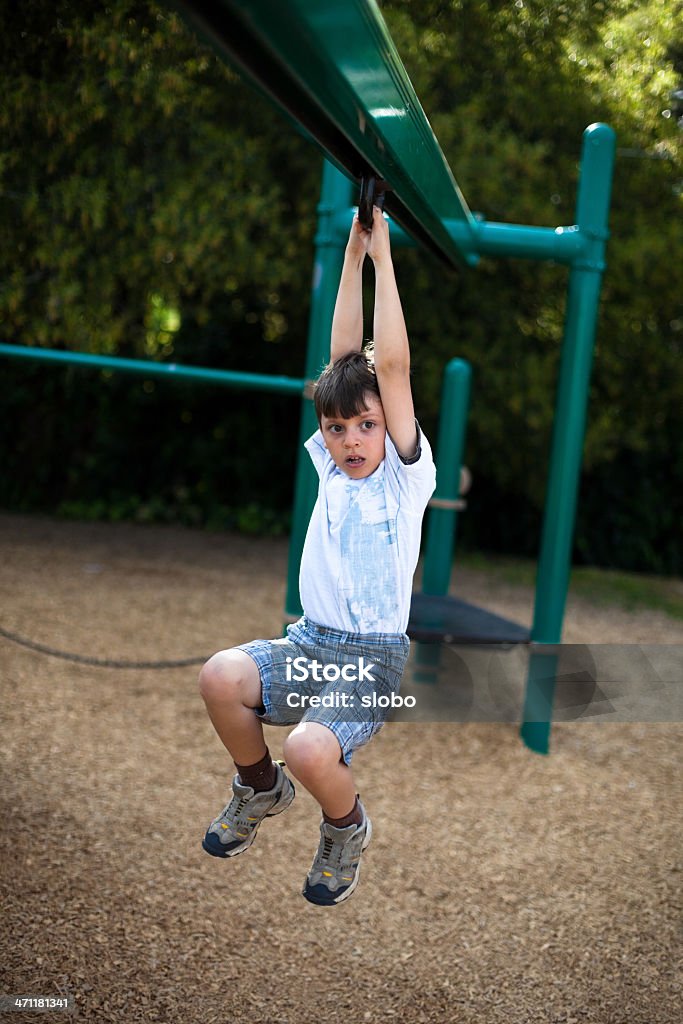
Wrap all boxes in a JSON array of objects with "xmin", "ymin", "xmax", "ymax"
[
  {"xmin": 198, "ymin": 649, "xmax": 267, "ymax": 767},
  {"xmin": 200, "ymin": 649, "xmax": 297, "ymax": 861},
  {"xmin": 288, "ymin": 723, "xmax": 369, "ymax": 906},
  {"xmin": 283, "ymin": 722, "xmax": 357, "ymax": 819}
]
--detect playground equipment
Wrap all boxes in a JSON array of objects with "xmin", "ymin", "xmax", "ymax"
[
  {"xmin": 279, "ymin": 130, "xmax": 613, "ymax": 755},
  {"xmin": 0, "ymin": 0, "xmax": 615, "ymax": 754}
]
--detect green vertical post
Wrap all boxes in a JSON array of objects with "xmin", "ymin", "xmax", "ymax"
[
  {"xmin": 521, "ymin": 123, "xmax": 616, "ymax": 753},
  {"xmin": 413, "ymin": 357, "xmax": 471, "ymax": 685},
  {"xmin": 422, "ymin": 358, "xmax": 472, "ymax": 596},
  {"xmin": 285, "ymin": 160, "xmax": 353, "ymax": 619}
]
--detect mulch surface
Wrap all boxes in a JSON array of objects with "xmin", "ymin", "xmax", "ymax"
[{"xmin": 1, "ymin": 513, "xmax": 681, "ymax": 1023}]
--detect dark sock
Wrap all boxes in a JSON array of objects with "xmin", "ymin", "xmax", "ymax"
[
  {"xmin": 323, "ymin": 795, "xmax": 363, "ymax": 830},
  {"xmin": 235, "ymin": 749, "xmax": 277, "ymax": 792}
]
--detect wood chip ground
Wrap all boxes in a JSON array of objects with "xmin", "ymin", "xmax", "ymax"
[{"xmin": 1, "ymin": 514, "xmax": 681, "ymax": 1023}]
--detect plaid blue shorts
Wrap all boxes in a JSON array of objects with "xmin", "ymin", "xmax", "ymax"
[{"xmin": 237, "ymin": 616, "xmax": 410, "ymax": 764}]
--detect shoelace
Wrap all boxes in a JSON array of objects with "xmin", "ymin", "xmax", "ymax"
[
  {"xmin": 318, "ymin": 833, "xmax": 350, "ymax": 868},
  {"xmin": 222, "ymin": 795, "xmax": 248, "ymax": 821}
]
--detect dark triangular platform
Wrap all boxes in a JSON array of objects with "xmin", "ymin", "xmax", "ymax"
[{"xmin": 408, "ymin": 592, "xmax": 531, "ymax": 645}]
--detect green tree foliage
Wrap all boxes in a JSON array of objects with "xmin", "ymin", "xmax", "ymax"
[
  {"xmin": 381, "ymin": 0, "xmax": 682, "ymax": 572},
  {"xmin": 1, "ymin": 0, "xmax": 681, "ymax": 570},
  {"xmin": 0, "ymin": 0, "xmax": 318, "ymax": 531},
  {"xmin": 0, "ymin": 0, "xmax": 316, "ymax": 351}
]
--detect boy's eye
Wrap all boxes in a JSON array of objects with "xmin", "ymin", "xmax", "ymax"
[
  {"xmin": 362, "ymin": 421, "xmax": 375, "ymax": 430},
  {"xmin": 328, "ymin": 424, "xmax": 343, "ymax": 433}
]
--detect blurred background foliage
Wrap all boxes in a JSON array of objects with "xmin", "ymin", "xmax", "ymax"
[{"xmin": 1, "ymin": 0, "xmax": 681, "ymax": 571}]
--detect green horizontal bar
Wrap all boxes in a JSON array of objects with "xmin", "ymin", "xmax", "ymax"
[
  {"xmin": 174, "ymin": 0, "xmax": 477, "ymax": 270},
  {"xmin": 331, "ymin": 208, "xmax": 586, "ymax": 265},
  {"xmin": 470, "ymin": 221, "xmax": 585, "ymax": 264},
  {"xmin": 0, "ymin": 344, "xmax": 306, "ymax": 396}
]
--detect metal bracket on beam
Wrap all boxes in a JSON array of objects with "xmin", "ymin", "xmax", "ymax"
[{"xmin": 358, "ymin": 174, "xmax": 391, "ymax": 229}]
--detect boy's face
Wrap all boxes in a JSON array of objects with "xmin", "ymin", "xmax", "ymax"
[{"xmin": 320, "ymin": 394, "xmax": 386, "ymax": 479}]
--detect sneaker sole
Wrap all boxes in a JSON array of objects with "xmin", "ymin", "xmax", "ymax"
[
  {"xmin": 302, "ymin": 818, "xmax": 372, "ymax": 907},
  {"xmin": 202, "ymin": 778, "xmax": 296, "ymax": 859}
]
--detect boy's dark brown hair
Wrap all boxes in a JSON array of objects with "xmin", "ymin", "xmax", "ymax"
[{"xmin": 313, "ymin": 347, "xmax": 381, "ymax": 423}]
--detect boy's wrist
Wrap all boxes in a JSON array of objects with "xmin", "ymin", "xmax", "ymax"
[
  {"xmin": 370, "ymin": 252, "xmax": 393, "ymax": 271},
  {"xmin": 344, "ymin": 246, "xmax": 365, "ymax": 268}
]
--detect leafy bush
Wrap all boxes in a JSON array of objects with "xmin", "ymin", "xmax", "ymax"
[{"xmin": 1, "ymin": 0, "xmax": 681, "ymax": 571}]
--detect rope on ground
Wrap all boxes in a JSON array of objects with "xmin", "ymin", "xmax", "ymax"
[{"xmin": 0, "ymin": 625, "xmax": 207, "ymax": 670}]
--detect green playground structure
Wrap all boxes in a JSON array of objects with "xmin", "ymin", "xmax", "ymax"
[{"xmin": 0, "ymin": 0, "xmax": 615, "ymax": 754}]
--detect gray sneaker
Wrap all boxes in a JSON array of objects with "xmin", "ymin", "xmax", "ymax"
[
  {"xmin": 202, "ymin": 760, "xmax": 295, "ymax": 859},
  {"xmin": 302, "ymin": 800, "xmax": 372, "ymax": 906}
]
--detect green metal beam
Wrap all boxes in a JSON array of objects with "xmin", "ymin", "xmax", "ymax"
[
  {"xmin": 173, "ymin": 0, "xmax": 477, "ymax": 270},
  {"xmin": 0, "ymin": 343, "xmax": 306, "ymax": 396}
]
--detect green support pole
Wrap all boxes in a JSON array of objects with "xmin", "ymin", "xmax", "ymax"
[
  {"xmin": 284, "ymin": 160, "xmax": 353, "ymax": 619},
  {"xmin": 521, "ymin": 123, "xmax": 616, "ymax": 754},
  {"xmin": 422, "ymin": 358, "xmax": 472, "ymax": 596},
  {"xmin": 414, "ymin": 357, "xmax": 471, "ymax": 685}
]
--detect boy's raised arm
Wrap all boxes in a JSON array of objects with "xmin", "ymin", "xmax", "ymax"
[
  {"xmin": 330, "ymin": 217, "xmax": 367, "ymax": 363},
  {"xmin": 367, "ymin": 207, "xmax": 418, "ymax": 460}
]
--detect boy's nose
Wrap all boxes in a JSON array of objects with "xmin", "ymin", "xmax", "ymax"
[{"xmin": 344, "ymin": 433, "xmax": 361, "ymax": 448}]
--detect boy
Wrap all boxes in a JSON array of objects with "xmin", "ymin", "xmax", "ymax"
[{"xmin": 199, "ymin": 206, "xmax": 436, "ymax": 906}]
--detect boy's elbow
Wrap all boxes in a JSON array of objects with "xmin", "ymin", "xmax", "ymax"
[{"xmin": 374, "ymin": 356, "xmax": 411, "ymax": 379}]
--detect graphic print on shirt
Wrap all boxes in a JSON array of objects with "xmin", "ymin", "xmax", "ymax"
[{"xmin": 332, "ymin": 469, "xmax": 398, "ymax": 633}]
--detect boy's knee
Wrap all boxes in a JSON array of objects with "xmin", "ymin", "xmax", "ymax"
[
  {"xmin": 197, "ymin": 650, "xmax": 246, "ymax": 705},
  {"xmin": 283, "ymin": 725, "xmax": 342, "ymax": 779}
]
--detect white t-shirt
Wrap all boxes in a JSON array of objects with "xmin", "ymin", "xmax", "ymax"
[{"xmin": 299, "ymin": 424, "xmax": 437, "ymax": 635}]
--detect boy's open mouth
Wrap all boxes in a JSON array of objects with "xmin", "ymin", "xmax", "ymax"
[{"xmin": 345, "ymin": 455, "xmax": 365, "ymax": 466}]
